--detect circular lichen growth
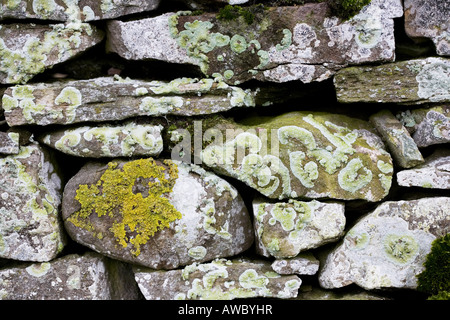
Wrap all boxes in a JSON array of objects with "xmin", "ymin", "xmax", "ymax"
[
  {"xmin": 383, "ymin": 234, "xmax": 419, "ymax": 265},
  {"xmin": 416, "ymin": 234, "xmax": 450, "ymax": 300},
  {"xmin": 68, "ymin": 158, "xmax": 182, "ymax": 256}
]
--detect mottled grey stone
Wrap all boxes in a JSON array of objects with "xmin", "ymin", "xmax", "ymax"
[
  {"xmin": 0, "ymin": 132, "xmax": 19, "ymax": 155},
  {"xmin": 271, "ymin": 252, "xmax": 320, "ymax": 276},
  {"xmin": 133, "ymin": 258, "xmax": 301, "ymax": 300}
]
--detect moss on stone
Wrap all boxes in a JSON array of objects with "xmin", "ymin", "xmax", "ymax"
[
  {"xmin": 328, "ymin": 0, "xmax": 371, "ymax": 20},
  {"xmin": 68, "ymin": 158, "xmax": 182, "ymax": 257}
]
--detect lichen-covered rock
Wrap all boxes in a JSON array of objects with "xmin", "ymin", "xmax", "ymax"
[
  {"xmin": 106, "ymin": 0, "xmax": 402, "ymax": 84},
  {"xmin": 133, "ymin": 258, "xmax": 301, "ymax": 300},
  {"xmin": 253, "ymin": 199, "xmax": 345, "ymax": 258},
  {"xmin": 396, "ymin": 105, "xmax": 450, "ymax": 148},
  {"xmin": 2, "ymin": 76, "xmax": 257, "ymax": 126},
  {"xmin": 404, "ymin": 0, "xmax": 450, "ymax": 56},
  {"xmin": 40, "ymin": 121, "xmax": 164, "ymax": 158},
  {"xmin": 0, "ymin": 251, "xmax": 141, "ymax": 300},
  {"xmin": 170, "ymin": 111, "xmax": 393, "ymax": 202},
  {"xmin": 319, "ymin": 197, "xmax": 450, "ymax": 290},
  {"xmin": 335, "ymin": 57, "xmax": 450, "ymax": 104},
  {"xmin": 0, "ymin": 143, "xmax": 65, "ymax": 262},
  {"xmin": 0, "ymin": 0, "xmax": 161, "ymax": 22},
  {"xmin": 271, "ymin": 252, "xmax": 320, "ymax": 276},
  {"xmin": 397, "ymin": 149, "xmax": 450, "ymax": 189},
  {"xmin": 62, "ymin": 158, "xmax": 253, "ymax": 269},
  {"xmin": 0, "ymin": 132, "xmax": 19, "ymax": 154},
  {"xmin": 369, "ymin": 109, "xmax": 423, "ymax": 168},
  {"xmin": 0, "ymin": 23, "xmax": 104, "ymax": 84}
]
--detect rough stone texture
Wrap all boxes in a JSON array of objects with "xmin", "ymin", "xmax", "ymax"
[
  {"xmin": 254, "ymin": 199, "xmax": 345, "ymax": 258},
  {"xmin": 397, "ymin": 148, "xmax": 450, "ymax": 189},
  {"xmin": 0, "ymin": 251, "xmax": 141, "ymax": 300},
  {"xmin": 335, "ymin": 57, "xmax": 450, "ymax": 104},
  {"xmin": 2, "ymin": 76, "xmax": 257, "ymax": 126},
  {"xmin": 106, "ymin": 0, "xmax": 402, "ymax": 84},
  {"xmin": 170, "ymin": 111, "xmax": 394, "ymax": 202},
  {"xmin": 271, "ymin": 252, "xmax": 320, "ymax": 276},
  {"xmin": 404, "ymin": 0, "xmax": 450, "ymax": 56},
  {"xmin": 319, "ymin": 197, "xmax": 450, "ymax": 290},
  {"xmin": 0, "ymin": 143, "xmax": 65, "ymax": 262},
  {"xmin": 0, "ymin": 0, "xmax": 161, "ymax": 22},
  {"xmin": 133, "ymin": 258, "xmax": 301, "ymax": 300},
  {"xmin": 0, "ymin": 131, "xmax": 19, "ymax": 154},
  {"xmin": 40, "ymin": 121, "xmax": 164, "ymax": 158},
  {"xmin": 0, "ymin": 23, "xmax": 104, "ymax": 84},
  {"xmin": 369, "ymin": 109, "xmax": 423, "ymax": 168},
  {"xmin": 180, "ymin": 0, "xmax": 250, "ymax": 10},
  {"xmin": 62, "ymin": 158, "xmax": 253, "ymax": 269},
  {"xmin": 396, "ymin": 105, "xmax": 450, "ymax": 148}
]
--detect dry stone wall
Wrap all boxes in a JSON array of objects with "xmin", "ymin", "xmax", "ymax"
[{"xmin": 0, "ymin": 0, "xmax": 449, "ymax": 301}]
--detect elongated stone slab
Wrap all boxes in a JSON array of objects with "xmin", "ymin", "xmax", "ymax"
[
  {"xmin": 335, "ymin": 57, "xmax": 450, "ymax": 104},
  {"xmin": 0, "ymin": 252, "xmax": 141, "ymax": 300},
  {"xmin": 404, "ymin": 0, "xmax": 450, "ymax": 56},
  {"xmin": 397, "ymin": 149, "xmax": 450, "ymax": 189},
  {"xmin": 0, "ymin": 132, "xmax": 19, "ymax": 154},
  {"xmin": 106, "ymin": 0, "xmax": 402, "ymax": 84},
  {"xmin": 319, "ymin": 197, "xmax": 450, "ymax": 290},
  {"xmin": 396, "ymin": 105, "xmax": 450, "ymax": 148},
  {"xmin": 40, "ymin": 121, "xmax": 164, "ymax": 158},
  {"xmin": 271, "ymin": 252, "xmax": 320, "ymax": 276},
  {"xmin": 0, "ymin": 143, "xmax": 65, "ymax": 262},
  {"xmin": 369, "ymin": 110, "xmax": 423, "ymax": 168},
  {"xmin": 253, "ymin": 199, "xmax": 345, "ymax": 258},
  {"xmin": 62, "ymin": 158, "xmax": 253, "ymax": 269},
  {"xmin": 0, "ymin": 0, "xmax": 160, "ymax": 22},
  {"xmin": 0, "ymin": 23, "xmax": 104, "ymax": 84},
  {"xmin": 133, "ymin": 258, "xmax": 301, "ymax": 300},
  {"xmin": 169, "ymin": 111, "xmax": 393, "ymax": 201},
  {"xmin": 2, "ymin": 77, "xmax": 256, "ymax": 126}
]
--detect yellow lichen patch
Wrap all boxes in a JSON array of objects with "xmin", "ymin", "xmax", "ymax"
[{"xmin": 68, "ymin": 158, "xmax": 182, "ymax": 256}]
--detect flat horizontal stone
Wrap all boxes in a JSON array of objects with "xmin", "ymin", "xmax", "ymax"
[
  {"xmin": 404, "ymin": 0, "xmax": 450, "ymax": 56},
  {"xmin": 335, "ymin": 57, "xmax": 450, "ymax": 104},
  {"xmin": 133, "ymin": 258, "xmax": 301, "ymax": 300},
  {"xmin": 62, "ymin": 158, "xmax": 253, "ymax": 269},
  {"xmin": 0, "ymin": 23, "xmax": 104, "ymax": 84},
  {"xmin": 369, "ymin": 109, "xmax": 423, "ymax": 168},
  {"xmin": 397, "ymin": 149, "xmax": 450, "ymax": 189},
  {"xmin": 170, "ymin": 111, "xmax": 393, "ymax": 202},
  {"xmin": 0, "ymin": 143, "xmax": 65, "ymax": 262},
  {"xmin": 396, "ymin": 105, "xmax": 450, "ymax": 148},
  {"xmin": 0, "ymin": 252, "xmax": 141, "ymax": 300},
  {"xmin": 0, "ymin": 132, "xmax": 19, "ymax": 154},
  {"xmin": 106, "ymin": 0, "xmax": 402, "ymax": 84},
  {"xmin": 319, "ymin": 197, "xmax": 450, "ymax": 290},
  {"xmin": 271, "ymin": 252, "xmax": 320, "ymax": 276},
  {"xmin": 0, "ymin": 0, "xmax": 160, "ymax": 22},
  {"xmin": 2, "ymin": 77, "xmax": 257, "ymax": 126},
  {"xmin": 40, "ymin": 121, "xmax": 164, "ymax": 158},
  {"xmin": 254, "ymin": 199, "xmax": 345, "ymax": 258}
]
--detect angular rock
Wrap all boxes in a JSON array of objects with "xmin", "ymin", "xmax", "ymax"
[
  {"xmin": 319, "ymin": 197, "xmax": 450, "ymax": 290},
  {"xmin": 397, "ymin": 149, "xmax": 450, "ymax": 189},
  {"xmin": 0, "ymin": 23, "xmax": 104, "ymax": 84},
  {"xmin": 40, "ymin": 121, "xmax": 164, "ymax": 158},
  {"xmin": 0, "ymin": 0, "xmax": 160, "ymax": 22},
  {"xmin": 62, "ymin": 158, "xmax": 253, "ymax": 269},
  {"xmin": 271, "ymin": 252, "xmax": 320, "ymax": 276},
  {"xmin": 133, "ymin": 258, "xmax": 301, "ymax": 300},
  {"xmin": 335, "ymin": 57, "xmax": 450, "ymax": 104},
  {"xmin": 0, "ymin": 251, "xmax": 141, "ymax": 300},
  {"xmin": 106, "ymin": 0, "xmax": 402, "ymax": 84},
  {"xmin": 253, "ymin": 199, "xmax": 345, "ymax": 258},
  {"xmin": 2, "ymin": 76, "xmax": 257, "ymax": 126},
  {"xmin": 170, "ymin": 111, "xmax": 393, "ymax": 201},
  {"xmin": 404, "ymin": 0, "xmax": 450, "ymax": 56},
  {"xmin": 396, "ymin": 105, "xmax": 450, "ymax": 148},
  {"xmin": 0, "ymin": 143, "xmax": 65, "ymax": 262},
  {"xmin": 369, "ymin": 109, "xmax": 423, "ymax": 168},
  {"xmin": 0, "ymin": 132, "xmax": 19, "ymax": 154}
]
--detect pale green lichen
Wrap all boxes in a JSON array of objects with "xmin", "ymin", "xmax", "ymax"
[
  {"xmin": 230, "ymin": 34, "xmax": 247, "ymax": 54},
  {"xmin": 354, "ymin": 15, "xmax": 382, "ymax": 49},
  {"xmin": 188, "ymin": 246, "xmax": 207, "ymax": 260},
  {"xmin": 276, "ymin": 29, "xmax": 292, "ymax": 51},
  {"xmin": 239, "ymin": 269, "xmax": 269, "ymax": 289},
  {"xmin": 416, "ymin": 62, "xmax": 450, "ymax": 102},
  {"xmin": 383, "ymin": 234, "xmax": 419, "ymax": 265},
  {"xmin": 338, "ymin": 158, "xmax": 372, "ymax": 193},
  {"xmin": 32, "ymin": 0, "xmax": 57, "ymax": 19},
  {"xmin": 25, "ymin": 262, "xmax": 51, "ymax": 277},
  {"xmin": 139, "ymin": 96, "xmax": 184, "ymax": 115}
]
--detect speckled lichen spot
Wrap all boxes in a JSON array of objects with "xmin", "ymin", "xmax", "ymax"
[{"xmin": 68, "ymin": 158, "xmax": 182, "ymax": 256}]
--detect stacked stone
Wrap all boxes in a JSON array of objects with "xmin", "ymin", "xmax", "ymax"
[{"xmin": 0, "ymin": 0, "xmax": 448, "ymax": 300}]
